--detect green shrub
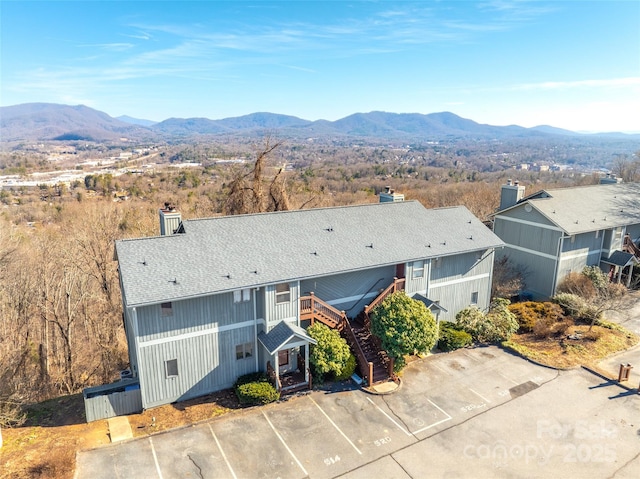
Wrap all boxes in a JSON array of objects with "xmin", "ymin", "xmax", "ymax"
[
  {"xmin": 235, "ymin": 381, "xmax": 280, "ymax": 405},
  {"xmin": 308, "ymin": 323, "xmax": 351, "ymax": 382},
  {"xmin": 333, "ymin": 354, "xmax": 357, "ymax": 381},
  {"xmin": 438, "ymin": 322, "xmax": 472, "ymax": 351},
  {"xmin": 552, "ymin": 293, "xmax": 588, "ymax": 318},
  {"xmin": 455, "ymin": 299, "xmax": 518, "ymax": 343},
  {"xmin": 370, "ymin": 291, "xmax": 437, "ymax": 371},
  {"xmin": 234, "ymin": 372, "xmax": 268, "ymax": 388},
  {"xmin": 509, "ymin": 301, "xmax": 565, "ymax": 333}
]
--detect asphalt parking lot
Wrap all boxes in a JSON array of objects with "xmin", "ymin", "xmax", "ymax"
[
  {"xmin": 75, "ymin": 346, "xmax": 556, "ymax": 478},
  {"xmin": 75, "ymin": 346, "xmax": 639, "ymax": 479}
]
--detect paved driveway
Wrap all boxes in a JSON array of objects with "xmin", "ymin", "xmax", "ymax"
[{"xmin": 76, "ymin": 347, "xmax": 639, "ymax": 479}]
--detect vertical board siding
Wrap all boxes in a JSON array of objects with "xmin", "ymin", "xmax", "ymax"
[
  {"xmin": 300, "ymin": 266, "xmax": 396, "ymax": 316},
  {"xmin": 427, "ymin": 251, "xmax": 493, "ymax": 321},
  {"xmin": 404, "ymin": 261, "xmax": 427, "ymax": 296},
  {"xmin": 502, "ymin": 205, "xmax": 558, "ymax": 226},
  {"xmin": 430, "ymin": 250, "xmax": 492, "ymax": 284},
  {"xmin": 626, "ymin": 223, "xmax": 640, "ymax": 241},
  {"xmin": 497, "ymin": 248, "xmax": 557, "ymax": 299},
  {"xmin": 265, "ymin": 282, "xmax": 299, "ymax": 325},
  {"xmin": 139, "ymin": 325, "xmax": 255, "ymax": 408},
  {"xmin": 561, "ymin": 231, "xmax": 602, "ymax": 255},
  {"xmin": 137, "ymin": 292, "xmax": 253, "ymax": 341},
  {"xmin": 494, "ymin": 217, "xmax": 560, "ymax": 257},
  {"xmin": 84, "ymin": 389, "xmax": 142, "ymax": 422}
]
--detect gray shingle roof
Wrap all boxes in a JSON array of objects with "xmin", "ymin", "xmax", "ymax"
[
  {"xmin": 512, "ymin": 183, "xmax": 640, "ymax": 235},
  {"xmin": 257, "ymin": 321, "xmax": 316, "ymax": 355},
  {"xmin": 602, "ymin": 251, "xmax": 637, "ymax": 267},
  {"xmin": 115, "ymin": 201, "xmax": 504, "ymax": 307}
]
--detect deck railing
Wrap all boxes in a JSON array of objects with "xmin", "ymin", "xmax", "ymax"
[
  {"xmin": 341, "ymin": 319, "xmax": 374, "ymax": 387},
  {"xmin": 300, "ymin": 292, "xmax": 347, "ymax": 330},
  {"xmin": 623, "ymin": 234, "xmax": 640, "ymax": 259}
]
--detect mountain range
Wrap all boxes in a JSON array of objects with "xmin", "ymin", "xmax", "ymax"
[{"xmin": 1, "ymin": 102, "xmax": 637, "ymax": 143}]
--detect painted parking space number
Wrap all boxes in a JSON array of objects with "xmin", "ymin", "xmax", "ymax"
[
  {"xmin": 324, "ymin": 455, "xmax": 341, "ymax": 466},
  {"xmin": 374, "ymin": 437, "xmax": 392, "ymax": 447}
]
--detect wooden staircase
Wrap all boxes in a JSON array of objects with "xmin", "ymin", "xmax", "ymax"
[
  {"xmin": 350, "ymin": 314, "xmax": 393, "ymax": 384},
  {"xmin": 299, "ymin": 278, "xmax": 405, "ymax": 387},
  {"xmin": 623, "ymin": 234, "xmax": 640, "ymax": 260}
]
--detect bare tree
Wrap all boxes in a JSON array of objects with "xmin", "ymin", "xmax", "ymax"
[
  {"xmin": 491, "ymin": 255, "xmax": 527, "ymax": 299},
  {"xmin": 223, "ymin": 135, "xmax": 288, "ymax": 215}
]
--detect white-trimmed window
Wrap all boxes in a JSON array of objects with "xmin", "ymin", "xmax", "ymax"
[
  {"xmin": 236, "ymin": 342, "xmax": 253, "ymax": 360},
  {"xmin": 275, "ymin": 283, "xmax": 291, "ymax": 303},
  {"xmin": 161, "ymin": 302, "xmax": 173, "ymax": 317},
  {"xmin": 412, "ymin": 261, "xmax": 424, "ymax": 279},
  {"xmin": 234, "ymin": 288, "xmax": 251, "ymax": 303},
  {"xmin": 165, "ymin": 359, "xmax": 178, "ymax": 378},
  {"xmin": 470, "ymin": 291, "xmax": 478, "ymax": 305}
]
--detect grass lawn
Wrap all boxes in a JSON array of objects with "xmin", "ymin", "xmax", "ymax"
[{"xmin": 502, "ymin": 319, "xmax": 639, "ymax": 369}]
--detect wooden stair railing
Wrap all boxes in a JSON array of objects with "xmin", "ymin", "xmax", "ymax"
[
  {"xmin": 300, "ymin": 292, "xmax": 347, "ymax": 330},
  {"xmin": 623, "ymin": 234, "xmax": 640, "ymax": 260},
  {"xmin": 341, "ymin": 319, "xmax": 374, "ymax": 387},
  {"xmin": 364, "ymin": 277, "xmax": 406, "ymax": 317}
]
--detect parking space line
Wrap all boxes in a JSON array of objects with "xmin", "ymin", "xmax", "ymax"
[
  {"xmin": 498, "ymin": 372, "xmax": 519, "ymax": 385},
  {"xmin": 413, "ymin": 399, "xmax": 452, "ymax": 434},
  {"xmin": 468, "ymin": 387, "xmax": 491, "ymax": 403},
  {"xmin": 431, "ymin": 362, "xmax": 449, "ymax": 374},
  {"xmin": 365, "ymin": 396, "xmax": 412, "ymax": 436},
  {"xmin": 262, "ymin": 411, "xmax": 309, "ymax": 476},
  {"xmin": 462, "ymin": 351, "xmax": 480, "ymax": 362},
  {"xmin": 308, "ymin": 396, "xmax": 363, "ymax": 454},
  {"xmin": 207, "ymin": 424, "xmax": 237, "ymax": 479},
  {"xmin": 148, "ymin": 437, "xmax": 164, "ymax": 479}
]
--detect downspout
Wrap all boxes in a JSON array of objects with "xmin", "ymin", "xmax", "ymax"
[
  {"xmin": 253, "ymin": 288, "xmax": 259, "ymax": 372},
  {"xmin": 131, "ymin": 307, "xmax": 145, "ymax": 408},
  {"xmin": 551, "ymin": 233, "xmax": 569, "ymax": 297}
]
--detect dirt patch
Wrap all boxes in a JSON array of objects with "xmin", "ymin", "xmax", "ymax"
[
  {"xmin": 502, "ymin": 323, "xmax": 639, "ymax": 370},
  {"xmin": 1, "ymin": 388, "xmax": 242, "ymax": 479}
]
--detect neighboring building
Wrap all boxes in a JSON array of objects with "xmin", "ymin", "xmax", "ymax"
[
  {"xmin": 493, "ymin": 180, "xmax": 640, "ymax": 299},
  {"xmin": 115, "ymin": 199, "xmax": 504, "ymax": 409}
]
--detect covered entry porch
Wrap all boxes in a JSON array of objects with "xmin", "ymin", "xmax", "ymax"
[{"xmin": 258, "ymin": 321, "xmax": 317, "ymax": 393}]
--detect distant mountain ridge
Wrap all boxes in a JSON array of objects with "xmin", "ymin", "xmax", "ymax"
[{"xmin": 1, "ymin": 102, "xmax": 638, "ymax": 142}]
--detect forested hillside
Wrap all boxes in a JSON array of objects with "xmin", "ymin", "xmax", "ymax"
[{"xmin": 0, "ymin": 138, "xmax": 636, "ymax": 425}]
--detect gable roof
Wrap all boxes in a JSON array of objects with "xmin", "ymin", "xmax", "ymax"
[
  {"xmin": 257, "ymin": 321, "xmax": 316, "ymax": 355},
  {"xmin": 497, "ymin": 183, "xmax": 640, "ymax": 235},
  {"xmin": 115, "ymin": 201, "xmax": 504, "ymax": 308}
]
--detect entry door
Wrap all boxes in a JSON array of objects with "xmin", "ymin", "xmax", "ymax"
[{"xmin": 396, "ymin": 263, "xmax": 405, "ymax": 279}]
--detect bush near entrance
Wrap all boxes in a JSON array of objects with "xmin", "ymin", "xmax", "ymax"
[
  {"xmin": 455, "ymin": 298, "xmax": 518, "ymax": 343},
  {"xmin": 438, "ymin": 322, "xmax": 472, "ymax": 351},
  {"xmin": 307, "ymin": 323, "xmax": 351, "ymax": 382},
  {"xmin": 370, "ymin": 291, "xmax": 437, "ymax": 371}
]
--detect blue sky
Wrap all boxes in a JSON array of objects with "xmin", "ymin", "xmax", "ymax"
[{"xmin": 2, "ymin": 1, "xmax": 639, "ymax": 132}]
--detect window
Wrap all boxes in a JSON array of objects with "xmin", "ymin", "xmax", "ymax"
[
  {"xmin": 278, "ymin": 349, "xmax": 289, "ymax": 366},
  {"xmin": 165, "ymin": 359, "xmax": 178, "ymax": 378},
  {"xmin": 161, "ymin": 302, "xmax": 173, "ymax": 317},
  {"xmin": 234, "ymin": 288, "xmax": 251, "ymax": 303},
  {"xmin": 470, "ymin": 292, "xmax": 478, "ymax": 305},
  {"xmin": 275, "ymin": 283, "xmax": 291, "ymax": 303},
  {"xmin": 412, "ymin": 261, "xmax": 424, "ymax": 279},
  {"xmin": 236, "ymin": 342, "xmax": 253, "ymax": 360}
]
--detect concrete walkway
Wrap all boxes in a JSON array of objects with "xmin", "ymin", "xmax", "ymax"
[{"xmin": 596, "ymin": 289, "xmax": 640, "ymax": 391}]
